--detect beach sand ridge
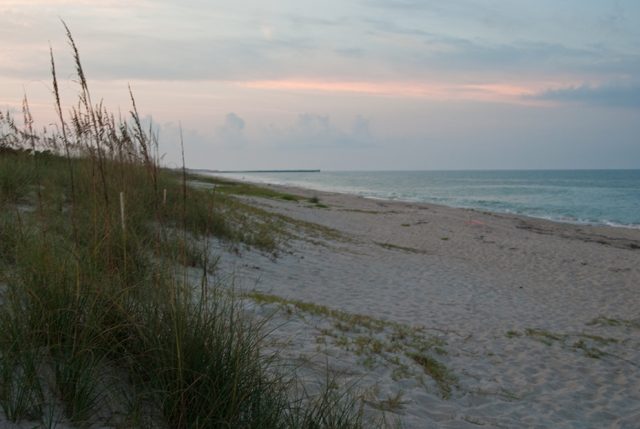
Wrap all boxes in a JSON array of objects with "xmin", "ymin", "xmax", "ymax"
[{"xmin": 213, "ymin": 182, "xmax": 640, "ymax": 428}]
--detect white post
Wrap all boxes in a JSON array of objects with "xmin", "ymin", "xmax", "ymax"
[{"xmin": 119, "ymin": 191, "xmax": 126, "ymax": 232}]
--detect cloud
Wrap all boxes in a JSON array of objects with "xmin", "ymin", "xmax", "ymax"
[
  {"xmin": 597, "ymin": 0, "xmax": 627, "ymax": 34},
  {"xmin": 362, "ymin": 0, "xmax": 521, "ymax": 31},
  {"xmin": 293, "ymin": 113, "xmax": 331, "ymax": 140},
  {"xmin": 137, "ymin": 116, "xmax": 215, "ymax": 168},
  {"xmin": 286, "ymin": 14, "xmax": 348, "ymax": 28},
  {"xmin": 351, "ymin": 115, "xmax": 371, "ymax": 141},
  {"xmin": 530, "ymin": 83, "xmax": 640, "ymax": 108},
  {"xmin": 334, "ymin": 47, "xmax": 365, "ymax": 58},
  {"xmin": 215, "ymin": 112, "xmax": 247, "ymax": 146},
  {"xmin": 360, "ymin": 3, "xmax": 640, "ymax": 80},
  {"xmin": 222, "ymin": 112, "xmax": 245, "ymax": 131},
  {"xmin": 0, "ymin": 8, "xmax": 319, "ymax": 81},
  {"xmin": 3, "ymin": 0, "xmax": 639, "ymax": 90},
  {"xmin": 364, "ymin": 0, "xmax": 461, "ymax": 12},
  {"xmin": 258, "ymin": 113, "xmax": 375, "ymax": 149},
  {"xmin": 142, "ymin": 112, "xmax": 375, "ymax": 169},
  {"xmin": 363, "ymin": 17, "xmax": 629, "ymax": 77},
  {"xmin": 239, "ymin": 79, "xmax": 538, "ymax": 103},
  {"xmin": 60, "ymin": 33, "xmax": 317, "ymax": 81}
]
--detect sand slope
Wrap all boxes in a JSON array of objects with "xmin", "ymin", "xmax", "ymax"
[{"xmin": 215, "ymin": 184, "xmax": 640, "ymax": 429}]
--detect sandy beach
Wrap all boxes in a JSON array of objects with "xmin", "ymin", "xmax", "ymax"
[
  {"xmin": 4, "ymin": 3, "xmax": 640, "ymax": 427},
  {"xmin": 212, "ymin": 181, "xmax": 640, "ymax": 429}
]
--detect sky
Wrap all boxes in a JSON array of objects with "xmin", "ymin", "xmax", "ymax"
[{"xmin": 1, "ymin": 0, "xmax": 639, "ymax": 170}]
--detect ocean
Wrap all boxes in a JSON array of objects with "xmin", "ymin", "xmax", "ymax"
[{"xmin": 212, "ymin": 170, "xmax": 640, "ymax": 229}]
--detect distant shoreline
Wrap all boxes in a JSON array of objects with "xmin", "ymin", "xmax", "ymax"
[
  {"xmin": 196, "ymin": 170, "xmax": 640, "ymax": 230},
  {"xmin": 190, "ymin": 168, "xmax": 321, "ymax": 174}
]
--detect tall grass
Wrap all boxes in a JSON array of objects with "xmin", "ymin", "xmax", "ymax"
[{"xmin": 0, "ymin": 26, "xmax": 369, "ymax": 428}]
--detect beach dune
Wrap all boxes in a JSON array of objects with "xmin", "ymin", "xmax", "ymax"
[{"xmin": 214, "ymin": 182, "xmax": 640, "ymax": 429}]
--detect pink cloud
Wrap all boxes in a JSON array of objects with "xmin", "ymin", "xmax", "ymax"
[
  {"xmin": 237, "ymin": 79, "xmax": 565, "ymax": 104},
  {"xmin": 1, "ymin": 0, "xmax": 130, "ymax": 6}
]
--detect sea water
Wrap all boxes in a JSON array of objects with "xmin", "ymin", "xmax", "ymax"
[{"xmin": 211, "ymin": 170, "xmax": 640, "ymax": 229}]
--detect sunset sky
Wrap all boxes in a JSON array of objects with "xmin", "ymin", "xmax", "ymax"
[{"xmin": 1, "ymin": 0, "xmax": 639, "ymax": 170}]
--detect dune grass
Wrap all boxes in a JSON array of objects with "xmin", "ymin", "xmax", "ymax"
[
  {"xmin": 0, "ymin": 26, "xmax": 370, "ymax": 428},
  {"xmin": 188, "ymin": 175, "xmax": 302, "ymax": 202}
]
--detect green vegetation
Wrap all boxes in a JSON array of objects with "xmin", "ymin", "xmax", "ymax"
[
  {"xmin": 572, "ymin": 340, "xmax": 606, "ymax": 359},
  {"xmin": 407, "ymin": 353, "xmax": 458, "ymax": 399},
  {"xmin": 188, "ymin": 175, "xmax": 302, "ymax": 202},
  {"xmin": 587, "ymin": 316, "xmax": 640, "ymax": 329},
  {"xmin": 576, "ymin": 333, "xmax": 619, "ymax": 345},
  {"xmin": 0, "ymin": 27, "xmax": 369, "ymax": 428},
  {"xmin": 363, "ymin": 390, "xmax": 408, "ymax": 413},
  {"xmin": 374, "ymin": 242, "xmax": 425, "ymax": 254},
  {"xmin": 307, "ymin": 196, "xmax": 329, "ymax": 208},
  {"xmin": 188, "ymin": 177, "xmax": 331, "ymax": 209},
  {"xmin": 247, "ymin": 292, "xmax": 389, "ymax": 332},
  {"xmin": 189, "ymin": 175, "xmax": 346, "ymax": 246},
  {"xmin": 339, "ymin": 209, "xmax": 382, "ymax": 214},
  {"xmin": 524, "ymin": 329, "xmax": 565, "ymax": 346},
  {"xmin": 507, "ymin": 327, "xmax": 625, "ymax": 361},
  {"xmin": 247, "ymin": 292, "xmax": 457, "ymax": 399}
]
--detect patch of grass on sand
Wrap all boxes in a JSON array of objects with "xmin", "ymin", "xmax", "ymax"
[
  {"xmin": 246, "ymin": 291, "xmax": 457, "ymax": 399},
  {"xmin": 576, "ymin": 333, "xmax": 619, "ymax": 345},
  {"xmin": 306, "ymin": 196, "xmax": 329, "ymax": 208},
  {"xmin": 274, "ymin": 214, "xmax": 348, "ymax": 242},
  {"xmin": 339, "ymin": 208, "xmax": 382, "ymax": 214},
  {"xmin": 247, "ymin": 291, "xmax": 387, "ymax": 332},
  {"xmin": 374, "ymin": 242, "xmax": 424, "ymax": 254},
  {"xmin": 188, "ymin": 174, "xmax": 302, "ymax": 201},
  {"xmin": 363, "ymin": 390, "xmax": 409, "ymax": 413},
  {"xmin": 509, "ymin": 328, "xmax": 623, "ymax": 360},
  {"xmin": 572, "ymin": 340, "xmax": 606, "ymax": 359},
  {"xmin": 188, "ymin": 181, "xmax": 347, "ymax": 248},
  {"xmin": 524, "ymin": 329, "xmax": 565, "ymax": 345},
  {"xmin": 407, "ymin": 353, "xmax": 458, "ymax": 399},
  {"xmin": 587, "ymin": 316, "xmax": 640, "ymax": 329}
]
